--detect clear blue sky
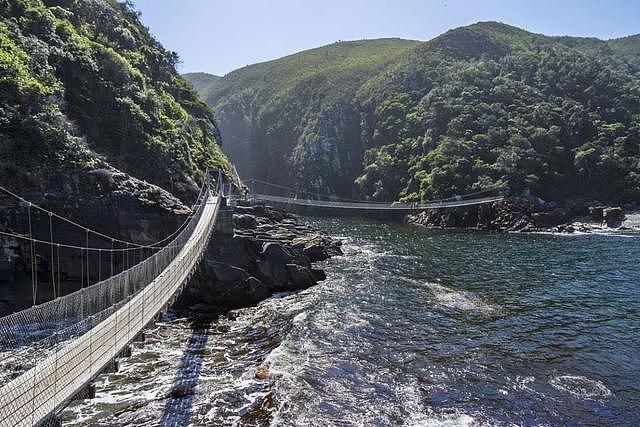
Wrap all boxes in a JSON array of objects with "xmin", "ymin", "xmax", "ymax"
[{"xmin": 132, "ymin": 0, "xmax": 640, "ymax": 76}]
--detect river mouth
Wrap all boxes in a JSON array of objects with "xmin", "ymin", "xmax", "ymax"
[{"xmin": 62, "ymin": 217, "xmax": 640, "ymax": 426}]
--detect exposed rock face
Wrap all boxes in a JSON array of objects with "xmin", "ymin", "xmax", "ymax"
[
  {"xmin": 179, "ymin": 204, "xmax": 342, "ymax": 308},
  {"xmin": 407, "ymin": 196, "xmax": 630, "ymax": 233},
  {"xmin": 0, "ymin": 167, "xmax": 191, "ymax": 315},
  {"xmin": 603, "ymin": 207, "xmax": 625, "ymax": 227},
  {"xmin": 408, "ymin": 196, "xmax": 543, "ymax": 231},
  {"xmin": 589, "ymin": 206, "xmax": 606, "ymax": 222}
]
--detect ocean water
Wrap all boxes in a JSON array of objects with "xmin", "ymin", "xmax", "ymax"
[{"xmin": 63, "ymin": 218, "xmax": 640, "ymax": 426}]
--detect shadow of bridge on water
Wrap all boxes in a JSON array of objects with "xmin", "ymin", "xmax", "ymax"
[{"xmin": 159, "ymin": 316, "xmax": 216, "ymax": 427}]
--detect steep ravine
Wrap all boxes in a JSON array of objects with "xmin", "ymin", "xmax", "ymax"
[{"xmin": 187, "ymin": 22, "xmax": 640, "ymax": 206}]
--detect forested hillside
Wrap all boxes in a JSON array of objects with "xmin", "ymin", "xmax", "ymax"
[
  {"xmin": 183, "ymin": 72, "xmax": 221, "ymax": 94},
  {"xmin": 190, "ymin": 22, "xmax": 640, "ymax": 203},
  {"xmin": 188, "ymin": 38, "xmax": 421, "ymax": 196},
  {"xmin": 0, "ymin": 0, "xmax": 230, "ymax": 204}
]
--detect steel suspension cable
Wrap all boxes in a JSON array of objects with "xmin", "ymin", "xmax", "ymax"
[
  {"xmin": 0, "ymin": 178, "xmax": 210, "ymax": 255},
  {"xmin": 49, "ymin": 213, "xmax": 56, "ymax": 299},
  {"xmin": 27, "ymin": 204, "xmax": 36, "ymax": 306},
  {"xmin": 250, "ymin": 177, "xmax": 508, "ymax": 205},
  {"xmin": 85, "ymin": 229, "xmax": 89, "ymax": 288},
  {"xmin": 56, "ymin": 244, "xmax": 61, "ymax": 297},
  {"xmin": 248, "ymin": 178, "xmax": 392, "ymax": 204},
  {"xmin": 0, "ymin": 176, "xmax": 207, "ymax": 250}
]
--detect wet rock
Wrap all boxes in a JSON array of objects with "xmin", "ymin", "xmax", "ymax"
[
  {"xmin": 603, "ymin": 207, "xmax": 625, "ymax": 227},
  {"xmin": 302, "ymin": 242, "xmax": 329, "ymax": 263},
  {"xmin": 589, "ymin": 206, "xmax": 606, "ymax": 222},
  {"xmin": 262, "ymin": 242, "xmax": 295, "ymax": 264},
  {"xmin": 557, "ymin": 224, "xmax": 576, "ymax": 233},
  {"xmin": 169, "ymin": 386, "xmax": 195, "ymax": 398},
  {"xmin": 310, "ymin": 268, "xmax": 327, "ymax": 281},
  {"xmin": 234, "ymin": 205, "xmax": 255, "ymax": 215},
  {"xmin": 183, "ymin": 263, "xmax": 270, "ymax": 307},
  {"xmin": 257, "ymin": 257, "xmax": 291, "ymax": 288},
  {"xmin": 286, "ymin": 264, "xmax": 315, "ymax": 289},
  {"xmin": 205, "ymin": 262, "xmax": 246, "ymax": 283},
  {"xmin": 255, "ymin": 364, "xmax": 269, "ymax": 380},
  {"xmin": 233, "ymin": 213, "xmax": 257, "ymax": 229},
  {"xmin": 531, "ymin": 208, "xmax": 571, "ymax": 227}
]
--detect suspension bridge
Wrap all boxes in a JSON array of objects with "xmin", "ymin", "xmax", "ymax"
[
  {"xmin": 0, "ymin": 171, "xmax": 221, "ymax": 426},
  {"xmin": 247, "ymin": 178, "xmax": 506, "ymax": 219},
  {"xmin": 0, "ymin": 168, "xmax": 506, "ymax": 426}
]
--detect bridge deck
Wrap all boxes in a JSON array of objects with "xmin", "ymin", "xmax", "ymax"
[
  {"xmin": 254, "ymin": 194, "xmax": 504, "ymax": 210},
  {"xmin": 0, "ymin": 195, "xmax": 219, "ymax": 426}
]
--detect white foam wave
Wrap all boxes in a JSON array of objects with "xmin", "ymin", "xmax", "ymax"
[
  {"xmin": 405, "ymin": 413, "xmax": 476, "ymax": 427},
  {"xmin": 527, "ymin": 230, "xmax": 639, "ymax": 238},
  {"xmin": 622, "ymin": 212, "xmax": 640, "ymax": 230},
  {"xmin": 549, "ymin": 375, "xmax": 612, "ymax": 399},
  {"xmin": 425, "ymin": 282, "xmax": 496, "ymax": 314}
]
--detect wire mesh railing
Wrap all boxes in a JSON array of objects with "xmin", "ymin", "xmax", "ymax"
[
  {"xmin": 0, "ymin": 184, "xmax": 220, "ymax": 426},
  {"xmin": 0, "ymin": 183, "xmax": 208, "ymax": 355},
  {"xmin": 253, "ymin": 193, "xmax": 505, "ymax": 210}
]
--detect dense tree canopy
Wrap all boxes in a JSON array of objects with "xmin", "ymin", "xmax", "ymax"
[
  {"xmin": 0, "ymin": 0, "xmax": 230, "ymax": 200},
  {"xmin": 356, "ymin": 23, "xmax": 640, "ymax": 202},
  {"xmin": 192, "ymin": 22, "xmax": 640, "ymax": 203}
]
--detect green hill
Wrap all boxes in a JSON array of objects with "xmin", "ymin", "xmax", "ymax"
[
  {"xmin": 0, "ymin": 0, "xmax": 230, "ymax": 203},
  {"xmin": 183, "ymin": 72, "xmax": 221, "ymax": 94},
  {"xmin": 186, "ymin": 38, "xmax": 420, "ymax": 193},
  {"xmin": 189, "ymin": 22, "xmax": 640, "ymax": 203}
]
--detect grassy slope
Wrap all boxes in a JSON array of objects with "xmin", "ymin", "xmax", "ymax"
[
  {"xmin": 183, "ymin": 72, "xmax": 221, "ymax": 94},
  {"xmin": 202, "ymin": 38, "xmax": 420, "ymax": 110}
]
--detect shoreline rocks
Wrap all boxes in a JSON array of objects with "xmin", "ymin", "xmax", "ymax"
[
  {"xmin": 177, "ymin": 203, "xmax": 342, "ymax": 308},
  {"xmin": 406, "ymin": 196, "xmax": 637, "ymax": 234}
]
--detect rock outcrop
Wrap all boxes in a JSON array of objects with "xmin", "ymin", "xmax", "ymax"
[
  {"xmin": 178, "ymin": 204, "xmax": 342, "ymax": 308},
  {"xmin": 407, "ymin": 196, "xmax": 633, "ymax": 233}
]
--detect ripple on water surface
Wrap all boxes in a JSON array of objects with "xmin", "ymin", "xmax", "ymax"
[{"xmin": 60, "ymin": 218, "xmax": 640, "ymax": 426}]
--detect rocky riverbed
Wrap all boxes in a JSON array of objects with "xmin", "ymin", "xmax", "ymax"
[
  {"xmin": 179, "ymin": 202, "xmax": 343, "ymax": 308},
  {"xmin": 407, "ymin": 195, "xmax": 639, "ymax": 234}
]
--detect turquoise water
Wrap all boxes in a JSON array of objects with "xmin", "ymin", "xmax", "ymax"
[{"xmin": 64, "ymin": 219, "xmax": 640, "ymax": 426}]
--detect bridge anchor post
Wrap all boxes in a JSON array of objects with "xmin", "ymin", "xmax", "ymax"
[{"xmin": 216, "ymin": 197, "xmax": 234, "ymax": 236}]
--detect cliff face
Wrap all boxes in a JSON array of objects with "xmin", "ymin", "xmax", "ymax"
[{"xmin": 189, "ymin": 23, "xmax": 640, "ymax": 204}]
